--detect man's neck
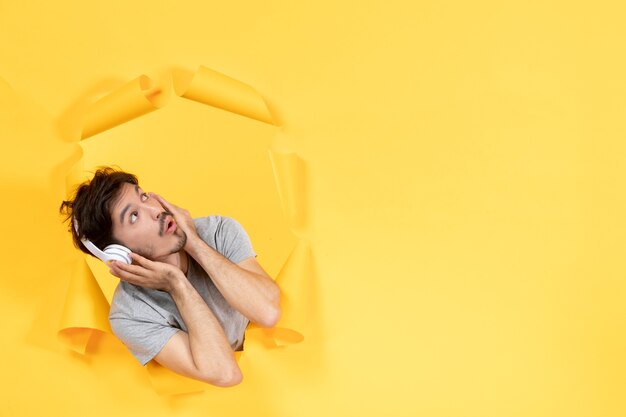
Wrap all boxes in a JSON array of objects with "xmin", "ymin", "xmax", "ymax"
[{"xmin": 153, "ymin": 250, "xmax": 189, "ymax": 276}]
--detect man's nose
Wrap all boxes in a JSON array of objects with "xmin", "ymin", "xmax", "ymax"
[{"xmin": 147, "ymin": 204, "xmax": 162, "ymax": 220}]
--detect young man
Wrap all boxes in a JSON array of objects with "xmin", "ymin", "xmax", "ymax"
[{"xmin": 60, "ymin": 167, "xmax": 281, "ymax": 387}]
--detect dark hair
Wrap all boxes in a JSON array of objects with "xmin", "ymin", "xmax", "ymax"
[{"xmin": 59, "ymin": 166, "xmax": 139, "ymax": 257}]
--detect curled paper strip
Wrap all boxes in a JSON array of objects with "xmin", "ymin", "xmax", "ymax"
[
  {"xmin": 81, "ymin": 75, "xmax": 167, "ymax": 139},
  {"xmin": 79, "ymin": 65, "xmax": 277, "ymax": 141},
  {"xmin": 172, "ymin": 66, "xmax": 275, "ymax": 125},
  {"xmin": 268, "ymin": 149, "xmax": 308, "ymax": 239},
  {"xmin": 57, "ymin": 258, "xmax": 111, "ymax": 354},
  {"xmin": 247, "ymin": 238, "xmax": 314, "ymax": 345},
  {"xmin": 57, "ymin": 65, "xmax": 309, "ymax": 395}
]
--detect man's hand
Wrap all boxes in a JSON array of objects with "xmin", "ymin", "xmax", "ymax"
[
  {"xmin": 149, "ymin": 192, "xmax": 200, "ymax": 252},
  {"xmin": 109, "ymin": 252, "xmax": 184, "ymax": 292}
]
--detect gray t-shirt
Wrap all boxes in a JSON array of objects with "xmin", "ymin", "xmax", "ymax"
[{"xmin": 108, "ymin": 215, "xmax": 257, "ymax": 366}]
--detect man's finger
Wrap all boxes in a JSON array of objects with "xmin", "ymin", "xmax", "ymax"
[
  {"xmin": 153, "ymin": 193, "xmax": 177, "ymax": 211},
  {"xmin": 129, "ymin": 252, "xmax": 153, "ymax": 268},
  {"xmin": 109, "ymin": 264, "xmax": 144, "ymax": 283},
  {"xmin": 149, "ymin": 192, "xmax": 166, "ymax": 205},
  {"xmin": 112, "ymin": 260, "xmax": 149, "ymax": 277}
]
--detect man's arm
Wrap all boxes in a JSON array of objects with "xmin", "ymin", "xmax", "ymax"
[
  {"xmin": 187, "ymin": 236, "xmax": 281, "ymax": 328},
  {"xmin": 151, "ymin": 193, "xmax": 281, "ymax": 328},
  {"xmin": 110, "ymin": 254, "xmax": 242, "ymax": 387}
]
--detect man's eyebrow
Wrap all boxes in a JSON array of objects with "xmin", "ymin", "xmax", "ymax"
[{"xmin": 119, "ymin": 185, "xmax": 142, "ymax": 225}]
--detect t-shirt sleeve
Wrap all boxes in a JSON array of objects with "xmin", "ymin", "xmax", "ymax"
[
  {"xmin": 109, "ymin": 297, "xmax": 180, "ymax": 366},
  {"xmin": 217, "ymin": 216, "xmax": 258, "ymax": 264}
]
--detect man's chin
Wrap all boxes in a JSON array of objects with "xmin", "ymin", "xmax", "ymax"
[{"xmin": 170, "ymin": 230, "xmax": 187, "ymax": 254}]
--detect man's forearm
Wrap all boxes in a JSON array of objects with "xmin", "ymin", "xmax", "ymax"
[
  {"xmin": 169, "ymin": 273, "xmax": 239, "ymax": 378},
  {"xmin": 187, "ymin": 237, "xmax": 280, "ymax": 327}
]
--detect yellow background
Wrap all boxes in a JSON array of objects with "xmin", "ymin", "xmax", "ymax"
[{"xmin": 1, "ymin": 1, "xmax": 625, "ymax": 416}]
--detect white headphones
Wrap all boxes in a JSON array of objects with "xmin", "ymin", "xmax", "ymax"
[{"xmin": 74, "ymin": 218, "xmax": 132, "ymax": 265}]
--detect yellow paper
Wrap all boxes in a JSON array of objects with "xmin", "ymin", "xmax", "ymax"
[{"xmin": 3, "ymin": 2, "xmax": 625, "ymax": 415}]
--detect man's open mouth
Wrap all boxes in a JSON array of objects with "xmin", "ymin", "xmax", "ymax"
[{"xmin": 166, "ymin": 218, "xmax": 176, "ymax": 233}]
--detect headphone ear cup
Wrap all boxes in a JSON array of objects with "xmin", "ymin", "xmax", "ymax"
[{"xmin": 103, "ymin": 244, "xmax": 132, "ymax": 265}]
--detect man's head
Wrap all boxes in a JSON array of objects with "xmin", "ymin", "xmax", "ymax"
[{"xmin": 60, "ymin": 166, "xmax": 187, "ymax": 261}]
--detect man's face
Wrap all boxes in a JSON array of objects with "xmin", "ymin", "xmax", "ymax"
[{"xmin": 110, "ymin": 182, "xmax": 186, "ymax": 260}]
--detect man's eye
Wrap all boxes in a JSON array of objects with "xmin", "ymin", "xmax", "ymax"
[{"xmin": 130, "ymin": 212, "xmax": 138, "ymax": 223}]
